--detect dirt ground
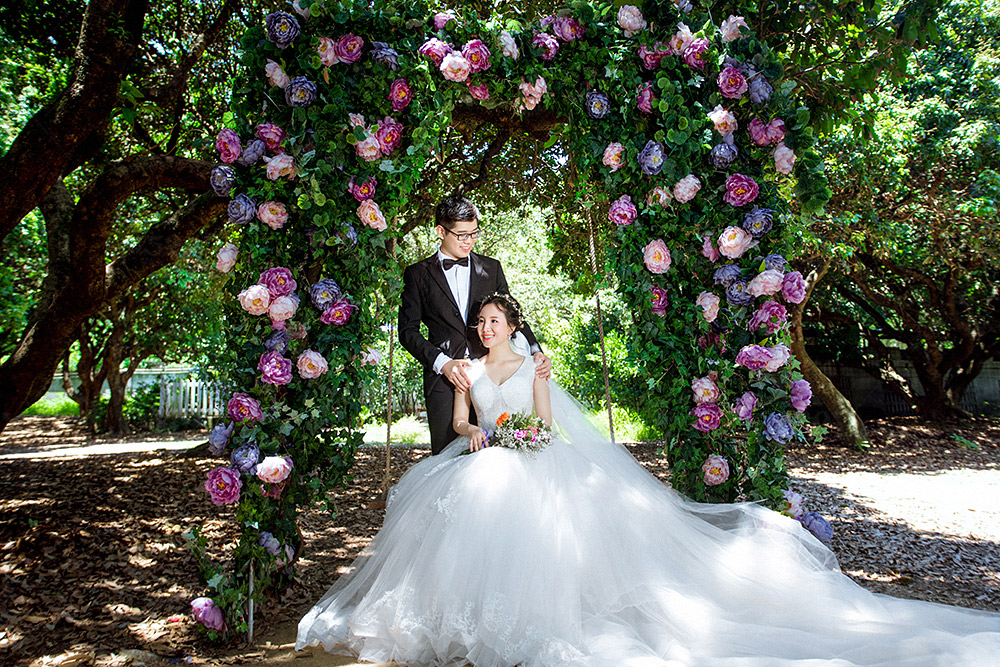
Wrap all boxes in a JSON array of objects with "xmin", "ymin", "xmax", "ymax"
[{"xmin": 0, "ymin": 415, "xmax": 997, "ymax": 667}]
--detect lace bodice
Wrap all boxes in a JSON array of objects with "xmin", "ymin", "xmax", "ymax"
[{"xmin": 468, "ymin": 355, "xmax": 535, "ymax": 429}]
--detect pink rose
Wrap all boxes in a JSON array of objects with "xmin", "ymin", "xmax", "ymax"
[
  {"xmin": 764, "ymin": 343, "xmax": 790, "ymax": 372},
  {"xmin": 617, "ymin": 5, "xmax": 647, "ymax": 36},
  {"xmin": 651, "ymin": 285, "xmax": 669, "ymax": 316},
  {"xmin": 749, "ymin": 118, "xmax": 786, "ymax": 146},
  {"xmin": 774, "ymin": 143, "xmax": 796, "ymax": 174},
  {"xmin": 765, "ymin": 119, "xmax": 787, "ymax": 144},
  {"xmin": 553, "ymin": 16, "xmax": 584, "ymax": 42},
  {"xmin": 317, "ymin": 36, "xmax": 339, "ymax": 66},
  {"xmin": 254, "ymin": 122, "xmax": 286, "ymax": 152},
  {"xmin": 707, "ymin": 105, "xmax": 738, "ymax": 136},
  {"xmin": 215, "ymin": 129, "xmax": 241, "ymax": 163},
  {"xmin": 257, "ymin": 201, "xmax": 288, "ymax": 230},
  {"xmin": 608, "ymin": 194, "xmax": 638, "ymax": 225},
  {"xmin": 499, "ymin": 31, "xmax": 519, "ymax": 60},
  {"xmin": 721, "ymin": 15, "xmax": 749, "ymax": 43},
  {"xmin": 692, "ymin": 376, "xmax": 721, "ymax": 404},
  {"xmin": 256, "ymin": 455, "xmax": 293, "ymax": 484},
  {"xmin": 355, "ymin": 133, "xmax": 381, "ymax": 161},
  {"xmin": 264, "ymin": 153, "xmax": 296, "ymax": 180},
  {"xmin": 518, "ymin": 77, "xmax": 547, "ymax": 110},
  {"xmin": 361, "ymin": 346, "xmax": 382, "ymax": 365},
  {"xmin": 691, "ymin": 404, "xmax": 723, "ymax": 433},
  {"xmin": 238, "ymin": 284, "xmax": 270, "ymax": 315},
  {"xmin": 723, "ymin": 173, "xmax": 759, "ymax": 207},
  {"xmin": 696, "ymin": 291, "xmax": 720, "ymax": 323},
  {"xmin": 718, "ymin": 66, "xmax": 748, "ymax": 99},
  {"xmin": 637, "ymin": 44, "xmax": 667, "ymax": 70},
  {"xmin": 191, "ymin": 597, "xmax": 226, "ymax": 632},
  {"xmin": 268, "ymin": 295, "xmax": 298, "ymax": 322},
  {"xmin": 335, "ymin": 33, "xmax": 364, "ymax": 64},
  {"xmin": 673, "ymin": 174, "xmax": 701, "ymax": 203},
  {"xmin": 204, "ymin": 467, "xmax": 242, "ymax": 505},
  {"xmin": 440, "ymin": 52, "xmax": 472, "ymax": 82},
  {"xmin": 227, "ymin": 392, "xmax": 263, "ymax": 423},
  {"xmin": 291, "ymin": 0, "xmax": 310, "ymax": 18},
  {"xmin": 747, "ymin": 269, "xmax": 785, "ymax": 297},
  {"xmin": 748, "ymin": 300, "xmax": 788, "ymax": 334},
  {"xmin": 265, "ymin": 59, "xmax": 290, "ymax": 88},
  {"xmin": 375, "ymin": 116, "xmax": 403, "ymax": 156},
  {"xmin": 701, "ymin": 454, "xmax": 729, "ymax": 484},
  {"xmin": 418, "ymin": 37, "xmax": 452, "ymax": 65},
  {"xmin": 348, "ymin": 113, "xmax": 366, "ymax": 128},
  {"xmin": 702, "ymin": 235, "xmax": 721, "ymax": 262},
  {"xmin": 668, "ymin": 23, "xmax": 694, "ymax": 55},
  {"xmin": 321, "ymin": 298, "xmax": 358, "ymax": 325},
  {"xmin": 782, "ymin": 271, "xmax": 807, "ymax": 304},
  {"xmin": 468, "ymin": 82, "xmax": 489, "ymax": 100},
  {"xmin": 216, "ymin": 243, "xmax": 238, "ymax": 273},
  {"xmin": 297, "ymin": 349, "xmax": 329, "ymax": 379},
  {"xmin": 358, "ymin": 199, "xmax": 388, "ymax": 231},
  {"xmin": 683, "ymin": 38, "xmax": 710, "ymax": 70},
  {"xmin": 790, "ymin": 379, "xmax": 813, "ymax": 412},
  {"xmin": 717, "ymin": 226, "xmax": 752, "ymax": 259},
  {"xmin": 603, "ymin": 142, "xmax": 625, "ymax": 171},
  {"xmin": 348, "ymin": 176, "xmax": 377, "ymax": 201},
  {"xmin": 433, "ymin": 11, "xmax": 457, "ymax": 30},
  {"xmin": 643, "ymin": 239, "xmax": 672, "ymax": 274},
  {"xmin": 734, "ymin": 391, "xmax": 757, "ymax": 421},
  {"xmin": 388, "ymin": 78, "xmax": 413, "ymax": 111},
  {"xmin": 259, "ymin": 267, "xmax": 297, "ymax": 297},
  {"xmin": 531, "ymin": 32, "xmax": 559, "ymax": 60},
  {"xmin": 647, "ymin": 186, "xmax": 672, "ymax": 207},
  {"xmin": 461, "ymin": 39, "xmax": 491, "ymax": 72},
  {"xmin": 735, "ymin": 344, "xmax": 773, "ymax": 370},
  {"xmin": 636, "ymin": 82, "xmax": 655, "ymax": 114}
]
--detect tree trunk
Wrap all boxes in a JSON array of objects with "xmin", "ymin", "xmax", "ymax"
[
  {"xmin": 103, "ymin": 314, "xmax": 129, "ymax": 436},
  {"xmin": 789, "ymin": 259, "xmax": 870, "ymax": 449}
]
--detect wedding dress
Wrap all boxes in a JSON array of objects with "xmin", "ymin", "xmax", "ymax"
[{"xmin": 297, "ymin": 352, "xmax": 1000, "ymax": 666}]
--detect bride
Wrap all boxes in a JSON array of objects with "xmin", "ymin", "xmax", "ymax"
[{"xmin": 298, "ymin": 294, "xmax": 1000, "ymax": 666}]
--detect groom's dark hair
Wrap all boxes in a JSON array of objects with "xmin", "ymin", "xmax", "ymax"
[{"xmin": 435, "ymin": 195, "xmax": 480, "ymax": 230}]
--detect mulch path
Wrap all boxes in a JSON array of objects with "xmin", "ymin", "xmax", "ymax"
[{"xmin": 0, "ymin": 415, "xmax": 997, "ymax": 666}]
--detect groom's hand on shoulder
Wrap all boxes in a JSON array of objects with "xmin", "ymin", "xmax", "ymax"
[
  {"xmin": 442, "ymin": 359, "xmax": 473, "ymax": 392},
  {"xmin": 533, "ymin": 353, "xmax": 552, "ymax": 381}
]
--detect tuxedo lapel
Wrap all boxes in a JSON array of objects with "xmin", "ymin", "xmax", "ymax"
[
  {"xmin": 468, "ymin": 252, "xmax": 489, "ymax": 319},
  {"xmin": 424, "ymin": 254, "xmax": 461, "ymax": 316}
]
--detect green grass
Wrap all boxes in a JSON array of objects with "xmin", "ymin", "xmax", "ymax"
[
  {"xmin": 21, "ymin": 396, "xmax": 80, "ymax": 416},
  {"xmin": 363, "ymin": 415, "xmax": 430, "ymax": 446}
]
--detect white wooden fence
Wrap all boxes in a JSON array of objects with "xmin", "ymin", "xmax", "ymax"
[{"xmin": 160, "ymin": 378, "xmax": 226, "ymax": 418}]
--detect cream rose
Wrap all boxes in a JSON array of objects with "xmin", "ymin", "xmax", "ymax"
[
  {"xmin": 216, "ymin": 243, "xmax": 238, "ymax": 273},
  {"xmin": 643, "ymin": 239, "xmax": 672, "ymax": 274},
  {"xmin": 268, "ymin": 295, "xmax": 298, "ymax": 322},
  {"xmin": 717, "ymin": 226, "xmax": 752, "ymax": 259},
  {"xmin": 256, "ymin": 456, "xmax": 293, "ymax": 484},
  {"xmin": 696, "ymin": 291, "xmax": 720, "ymax": 323},
  {"xmin": 265, "ymin": 59, "xmax": 290, "ymax": 88},
  {"xmin": 673, "ymin": 174, "xmax": 701, "ymax": 203},
  {"xmin": 357, "ymin": 199, "xmax": 388, "ymax": 231},
  {"xmin": 708, "ymin": 104, "xmax": 738, "ymax": 136},
  {"xmin": 747, "ymin": 269, "xmax": 785, "ymax": 297},
  {"xmin": 238, "ymin": 284, "xmax": 271, "ymax": 315},
  {"xmin": 296, "ymin": 349, "xmax": 329, "ymax": 379},
  {"xmin": 257, "ymin": 201, "xmax": 288, "ymax": 230}
]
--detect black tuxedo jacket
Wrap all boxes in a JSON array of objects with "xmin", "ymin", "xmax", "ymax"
[{"xmin": 398, "ymin": 252, "xmax": 541, "ymax": 395}]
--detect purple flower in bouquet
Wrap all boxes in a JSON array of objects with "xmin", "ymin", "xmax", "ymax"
[
  {"xmin": 215, "ymin": 129, "xmax": 241, "ymax": 163},
  {"xmin": 210, "ymin": 165, "xmax": 235, "ymax": 197},
  {"xmin": 532, "ymin": 32, "xmax": 560, "ymax": 60},
  {"xmin": 734, "ymin": 391, "xmax": 758, "ymax": 422},
  {"xmin": 735, "ymin": 344, "xmax": 773, "ymax": 370},
  {"xmin": 749, "ymin": 300, "xmax": 788, "ymax": 334},
  {"xmin": 258, "ymin": 532, "xmax": 281, "ymax": 555},
  {"xmin": 236, "ymin": 138, "xmax": 266, "ymax": 166},
  {"xmin": 764, "ymin": 254, "xmax": 787, "ymax": 271},
  {"xmin": 462, "ymin": 39, "xmax": 492, "ymax": 72},
  {"xmin": 321, "ymin": 298, "xmax": 358, "ymax": 325},
  {"xmin": 433, "ymin": 10, "xmax": 457, "ymax": 30},
  {"xmin": 310, "ymin": 279, "xmax": 342, "ymax": 309},
  {"xmin": 335, "ymin": 33, "xmax": 364, "ymax": 64},
  {"xmin": 790, "ymin": 379, "xmax": 813, "ymax": 412},
  {"xmin": 388, "ymin": 78, "xmax": 413, "ymax": 111},
  {"xmin": 635, "ymin": 82, "xmax": 655, "ymax": 114},
  {"xmin": 763, "ymin": 412, "xmax": 794, "ymax": 444},
  {"xmin": 724, "ymin": 174, "xmax": 759, "ymax": 207},
  {"xmin": 637, "ymin": 44, "xmax": 667, "ymax": 70},
  {"xmin": 258, "ymin": 350, "xmax": 293, "ymax": 385},
  {"xmin": 701, "ymin": 454, "xmax": 730, "ymax": 485},
  {"xmin": 683, "ymin": 38, "xmax": 709, "ymax": 69},
  {"xmin": 191, "ymin": 597, "xmax": 226, "ymax": 632},
  {"xmin": 284, "ymin": 76, "xmax": 316, "ymax": 107},
  {"xmin": 264, "ymin": 329, "xmax": 291, "ymax": 354},
  {"xmin": 230, "ymin": 441, "xmax": 260, "ymax": 474},
  {"xmin": 348, "ymin": 175, "xmax": 377, "ymax": 202},
  {"xmin": 254, "ymin": 122, "xmax": 286, "ymax": 152},
  {"xmin": 585, "ymin": 91, "xmax": 610, "ymax": 119},
  {"xmin": 800, "ymin": 512, "xmax": 834, "ymax": 543},
  {"xmin": 370, "ymin": 41, "xmax": 399, "ymax": 70},
  {"xmin": 608, "ymin": 195, "xmax": 637, "ymax": 225},
  {"xmin": 691, "ymin": 403, "xmax": 723, "ymax": 432},
  {"xmin": 553, "ymin": 16, "xmax": 584, "ymax": 41},
  {"xmin": 204, "ymin": 467, "xmax": 242, "ymax": 505},
  {"xmin": 227, "ymin": 393, "xmax": 262, "ymax": 423},
  {"xmin": 265, "ymin": 11, "xmax": 300, "ymax": 50},
  {"xmin": 708, "ymin": 142, "xmax": 739, "ymax": 169},
  {"xmin": 375, "ymin": 116, "xmax": 403, "ymax": 156},
  {"xmin": 718, "ymin": 66, "xmax": 748, "ymax": 99},
  {"xmin": 743, "ymin": 207, "xmax": 774, "ymax": 238},
  {"xmin": 713, "ymin": 264, "xmax": 743, "ymax": 287},
  {"xmin": 637, "ymin": 140, "xmax": 665, "ymax": 175},
  {"xmin": 650, "ymin": 285, "xmax": 669, "ymax": 317},
  {"xmin": 725, "ymin": 277, "xmax": 754, "ymax": 307},
  {"xmin": 749, "ymin": 75, "xmax": 773, "ymax": 105},
  {"xmin": 782, "ymin": 271, "xmax": 807, "ymax": 304},
  {"xmin": 468, "ymin": 81, "xmax": 489, "ymax": 100},
  {"xmin": 259, "ymin": 267, "xmax": 297, "ymax": 298},
  {"xmin": 418, "ymin": 37, "xmax": 452, "ymax": 65},
  {"xmin": 207, "ymin": 422, "xmax": 234, "ymax": 456},
  {"xmin": 228, "ymin": 194, "xmax": 257, "ymax": 225}
]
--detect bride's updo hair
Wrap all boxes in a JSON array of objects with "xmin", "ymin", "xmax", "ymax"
[{"xmin": 478, "ymin": 292, "xmax": 524, "ymax": 331}]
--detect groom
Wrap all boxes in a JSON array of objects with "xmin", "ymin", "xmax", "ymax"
[{"xmin": 398, "ymin": 195, "xmax": 551, "ymax": 455}]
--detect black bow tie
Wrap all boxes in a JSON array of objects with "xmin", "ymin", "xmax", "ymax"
[{"xmin": 441, "ymin": 256, "xmax": 469, "ymax": 270}]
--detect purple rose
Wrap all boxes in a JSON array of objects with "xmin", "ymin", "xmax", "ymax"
[
  {"xmin": 585, "ymin": 91, "xmax": 610, "ymax": 119},
  {"xmin": 370, "ymin": 41, "xmax": 399, "ymax": 70},
  {"xmin": 348, "ymin": 175, "xmax": 377, "ymax": 202},
  {"xmin": 743, "ymin": 207, "xmax": 775, "ymax": 238},
  {"xmin": 320, "ymin": 298, "xmax": 358, "ymax": 325},
  {"xmin": 461, "ymin": 39, "xmax": 492, "ymax": 72},
  {"xmin": 258, "ymin": 350, "xmax": 293, "ymax": 385},
  {"xmin": 227, "ymin": 392, "xmax": 263, "ymax": 423},
  {"xmin": 532, "ymin": 32, "xmax": 559, "ymax": 60},
  {"xmin": 208, "ymin": 422, "xmax": 234, "ymax": 456},
  {"xmin": 637, "ymin": 43, "xmax": 668, "ymax": 70},
  {"xmin": 284, "ymin": 76, "xmax": 316, "ymax": 107},
  {"xmin": 782, "ymin": 271, "xmax": 807, "ymax": 304},
  {"xmin": 264, "ymin": 329, "xmax": 291, "ymax": 354},
  {"xmin": 683, "ymin": 38, "xmax": 709, "ymax": 69},
  {"xmin": 259, "ymin": 267, "xmax": 297, "ymax": 298},
  {"xmin": 735, "ymin": 344, "xmax": 773, "ymax": 370},
  {"xmin": 651, "ymin": 285, "xmax": 669, "ymax": 316},
  {"xmin": 258, "ymin": 532, "xmax": 281, "ymax": 555},
  {"xmin": 553, "ymin": 16, "xmax": 584, "ymax": 41},
  {"xmin": 265, "ymin": 11, "xmax": 300, "ymax": 49},
  {"xmin": 724, "ymin": 174, "xmax": 760, "ymax": 207},
  {"xmin": 749, "ymin": 300, "xmax": 788, "ymax": 334},
  {"xmin": 375, "ymin": 116, "xmax": 403, "ymax": 156},
  {"xmin": 713, "ymin": 264, "xmax": 743, "ymax": 287},
  {"xmin": 337, "ymin": 222, "xmax": 358, "ymax": 249},
  {"xmin": 433, "ymin": 11, "xmax": 456, "ymax": 30},
  {"xmin": 210, "ymin": 165, "xmax": 236, "ymax": 197},
  {"xmin": 749, "ymin": 75, "xmax": 773, "ymax": 105},
  {"xmin": 310, "ymin": 279, "xmax": 342, "ymax": 309},
  {"xmin": 236, "ymin": 139, "xmax": 266, "ymax": 166},
  {"xmin": 766, "ymin": 119, "xmax": 787, "ymax": 144},
  {"xmin": 764, "ymin": 254, "xmax": 787, "ymax": 271},
  {"xmin": 734, "ymin": 391, "xmax": 757, "ymax": 422},
  {"xmin": 388, "ymin": 78, "xmax": 413, "ymax": 112},
  {"xmin": 718, "ymin": 66, "xmax": 748, "ymax": 99},
  {"xmin": 790, "ymin": 379, "xmax": 813, "ymax": 412},
  {"xmin": 800, "ymin": 512, "xmax": 834, "ymax": 543},
  {"xmin": 608, "ymin": 195, "xmax": 638, "ymax": 225},
  {"xmin": 691, "ymin": 403, "xmax": 723, "ymax": 432},
  {"xmin": 191, "ymin": 597, "xmax": 226, "ymax": 632},
  {"xmin": 708, "ymin": 142, "xmax": 739, "ymax": 169},
  {"xmin": 763, "ymin": 412, "xmax": 794, "ymax": 444},
  {"xmin": 254, "ymin": 122, "xmax": 286, "ymax": 152},
  {"xmin": 637, "ymin": 140, "xmax": 665, "ymax": 176},
  {"xmin": 636, "ymin": 82, "xmax": 655, "ymax": 114},
  {"xmin": 335, "ymin": 33, "xmax": 364, "ymax": 64},
  {"xmin": 230, "ymin": 441, "xmax": 260, "ymax": 474},
  {"xmin": 204, "ymin": 467, "xmax": 242, "ymax": 505},
  {"xmin": 418, "ymin": 37, "xmax": 452, "ymax": 65},
  {"xmin": 227, "ymin": 194, "xmax": 256, "ymax": 225},
  {"xmin": 725, "ymin": 277, "xmax": 754, "ymax": 306},
  {"xmin": 468, "ymin": 82, "xmax": 490, "ymax": 100},
  {"xmin": 215, "ymin": 129, "xmax": 241, "ymax": 163}
]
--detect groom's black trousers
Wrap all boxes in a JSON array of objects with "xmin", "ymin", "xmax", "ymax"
[{"xmin": 426, "ymin": 381, "xmax": 477, "ymax": 455}]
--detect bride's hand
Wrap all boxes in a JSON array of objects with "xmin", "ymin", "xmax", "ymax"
[
  {"xmin": 469, "ymin": 427, "xmax": 489, "ymax": 452},
  {"xmin": 533, "ymin": 352, "xmax": 552, "ymax": 381}
]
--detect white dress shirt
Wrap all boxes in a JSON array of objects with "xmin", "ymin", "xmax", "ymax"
[{"xmin": 432, "ymin": 250, "xmax": 471, "ymax": 374}]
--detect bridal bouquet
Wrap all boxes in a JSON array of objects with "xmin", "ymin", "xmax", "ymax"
[{"xmin": 489, "ymin": 412, "xmax": 552, "ymax": 456}]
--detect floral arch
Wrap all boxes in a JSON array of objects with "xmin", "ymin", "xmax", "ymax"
[{"xmin": 191, "ymin": 0, "xmax": 831, "ymax": 637}]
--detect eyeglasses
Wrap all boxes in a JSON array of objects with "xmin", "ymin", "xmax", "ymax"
[{"xmin": 445, "ymin": 228, "xmax": 481, "ymax": 242}]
